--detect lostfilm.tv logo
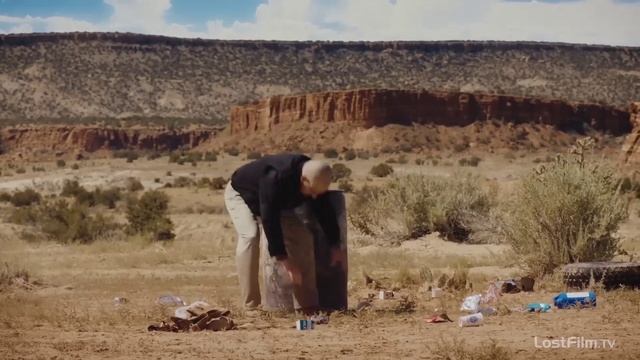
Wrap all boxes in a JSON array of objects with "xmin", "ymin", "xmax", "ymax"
[{"xmin": 534, "ymin": 336, "xmax": 616, "ymax": 349}]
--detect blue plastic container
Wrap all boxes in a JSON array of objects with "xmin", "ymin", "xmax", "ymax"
[
  {"xmin": 553, "ymin": 291, "xmax": 596, "ymax": 309},
  {"xmin": 527, "ymin": 303, "xmax": 551, "ymax": 312}
]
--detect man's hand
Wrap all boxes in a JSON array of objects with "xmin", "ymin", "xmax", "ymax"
[
  {"xmin": 330, "ymin": 247, "xmax": 345, "ymax": 267},
  {"xmin": 280, "ymin": 258, "xmax": 302, "ymax": 285}
]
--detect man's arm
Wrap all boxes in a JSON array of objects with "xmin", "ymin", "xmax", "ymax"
[{"xmin": 259, "ymin": 169, "xmax": 287, "ymax": 259}]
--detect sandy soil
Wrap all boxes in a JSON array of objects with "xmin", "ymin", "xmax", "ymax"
[{"xmin": 0, "ymin": 154, "xmax": 638, "ymax": 359}]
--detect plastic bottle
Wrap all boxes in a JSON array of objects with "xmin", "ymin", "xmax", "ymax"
[
  {"xmin": 553, "ymin": 291, "xmax": 596, "ymax": 309},
  {"xmin": 527, "ymin": 303, "xmax": 551, "ymax": 313},
  {"xmin": 458, "ymin": 312, "xmax": 484, "ymax": 327}
]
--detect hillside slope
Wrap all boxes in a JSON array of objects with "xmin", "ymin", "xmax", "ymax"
[{"xmin": 1, "ymin": 32, "xmax": 639, "ymax": 124}]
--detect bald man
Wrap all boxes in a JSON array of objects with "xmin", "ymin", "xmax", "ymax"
[{"xmin": 224, "ymin": 153, "xmax": 343, "ymax": 313}]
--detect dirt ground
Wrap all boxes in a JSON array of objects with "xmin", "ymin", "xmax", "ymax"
[{"xmin": 0, "ymin": 153, "xmax": 639, "ymax": 359}]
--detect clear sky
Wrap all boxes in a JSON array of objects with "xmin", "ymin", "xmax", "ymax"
[{"xmin": 0, "ymin": 0, "xmax": 638, "ymax": 45}]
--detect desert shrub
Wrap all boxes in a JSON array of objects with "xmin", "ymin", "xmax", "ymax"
[
  {"xmin": 343, "ymin": 150, "xmax": 356, "ymax": 161},
  {"xmin": 338, "ymin": 179, "xmax": 354, "ymax": 193},
  {"xmin": 431, "ymin": 159, "xmax": 439, "ymax": 166},
  {"xmin": 323, "ymin": 148, "xmax": 339, "ymax": 159},
  {"xmin": 15, "ymin": 167, "xmax": 26, "ymax": 174},
  {"xmin": 93, "ymin": 187, "xmax": 122, "ymax": 209},
  {"xmin": 32, "ymin": 166, "xmax": 46, "ymax": 172},
  {"xmin": 458, "ymin": 156, "xmax": 482, "ymax": 167},
  {"xmin": 348, "ymin": 174, "xmax": 495, "ymax": 242},
  {"xmin": 125, "ymin": 177, "xmax": 144, "ymax": 192},
  {"xmin": 10, "ymin": 199, "xmax": 117, "ymax": 244},
  {"xmin": 357, "ymin": 150, "xmax": 371, "ymax": 160},
  {"xmin": 173, "ymin": 176, "xmax": 195, "ymax": 188},
  {"xmin": 0, "ymin": 192, "xmax": 12, "ymax": 202},
  {"xmin": 247, "ymin": 151, "xmax": 262, "ymax": 160},
  {"xmin": 502, "ymin": 138, "xmax": 629, "ymax": 275},
  {"xmin": 113, "ymin": 149, "xmax": 139, "ymax": 161},
  {"xmin": 71, "ymin": 163, "xmax": 80, "ymax": 170},
  {"xmin": 619, "ymin": 176, "xmax": 640, "ymax": 199},
  {"xmin": 168, "ymin": 152, "xmax": 180, "ymax": 163},
  {"xmin": 452, "ymin": 142, "xmax": 469, "ymax": 153},
  {"xmin": 146, "ymin": 152, "xmax": 162, "ymax": 160},
  {"xmin": 225, "ymin": 147, "xmax": 240, "ymax": 157},
  {"xmin": 415, "ymin": 159, "xmax": 425, "ymax": 165},
  {"xmin": 10, "ymin": 188, "xmax": 42, "ymax": 207},
  {"xmin": 397, "ymin": 154, "xmax": 408, "ymax": 164},
  {"xmin": 126, "ymin": 190, "xmax": 175, "ymax": 241},
  {"xmin": 0, "ymin": 263, "xmax": 31, "ymax": 290},
  {"xmin": 210, "ymin": 177, "xmax": 227, "ymax": 190},
  {"xmin": 196, "ymin": 177, "xmax": 212, "ymax": 188},
  {"xmin": 370, "ymin": 163, "xmax": 394, "ymax": 178},
  {"xmin": 56, "ymin": 159, "xmax": 66, "ymax": 168},
  {"xmin": 203, "ymin": 151, "xmax": 218, "ymax": 162},
  {"xmin": 166, "ymin": 171, "xmax": 172, "ymax": 177},
  {"xmin": 331, "ymin": 163, "xmax": 352, "ymax": 181}
]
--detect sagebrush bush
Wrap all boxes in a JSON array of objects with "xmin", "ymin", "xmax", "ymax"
[
  {"xmin": 348, "ymin": 174, "xmax": 495, "ymax": 242},
  {"xmin": 343, "ymin": 150, "xmax": 356, "ymax": 161},
  {"xmin": 323, "ymin": 148, "xmax": 339, "ymax": 159},
  {"xmin": 10, "ymin": 188, "xmax": 42, "ymax": 207},
  {"xmin": 125, "ymin": 177, "xmax": 144, "ymax": 192},
  {"xmin": 338, "ymin": 179, "xmax": 354, "ymax": 193},
  {"xmin": 56, "ymin": 159, "xmax": 66, "ymax": 168},
  {"xmin": 370, "ymin": 163, "xmax": 394, "ymax": 177},
  {"xmin": 502, "ymin": 138, "xmax": 629, "ymax": 275},
  {"xmin": 210, "ymin": 177, "xmax": 227, "ymax": 190},
  {"xmin": 246, "ymin": 151, "xmax": 262, "ymax": 160},
  {"xmin": 9, "ymin": 199, "xmax": 117, "ymax": 244},
  {"xmin": 331, "ymin": 163, "xmax": 352, "ymax": 181},
  {"xmin": 126, "ymin": 190, "xmax": 175, "ymax": 241}
]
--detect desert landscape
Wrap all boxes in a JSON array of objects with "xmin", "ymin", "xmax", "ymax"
[{"xmin": 0, "ymin": 32, "xmax": 639, "ymax": 360}]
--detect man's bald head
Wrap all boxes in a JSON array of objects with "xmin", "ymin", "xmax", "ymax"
[{"xmin": 301, "ymin": 160, "xmax": 332, "ymax": 199}]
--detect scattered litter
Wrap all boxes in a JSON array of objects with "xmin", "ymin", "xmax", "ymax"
[
  {"xmin": 148, "ymin": 308, "xmax": 235, "ymax": 332},
  {"xmin": 157, "ymin": 295, "xmax": 186, "ymax": 306},
  {"xmin": 479, "ymin": 306, "xmax": 497, "ymax": 316},
  {"xmin": 364, "ymin": 272, "xmax": 383, "ymax": 290},
  {"xmin": 378, "ymin": 290, "xmax": 394, "ymax": 300},
  {"xmin": 527, "ymin": 303, "xmax": 551, "ymax": 313},
  {"xmin": 461, "ymin": 294, "xmax": 482, "ymax": 312},
  {"xmin": 355, "ymin": 298, "xmax": 373, "ymax": 312},
  {"xmin": 309, "ymin": 314, "xmax": 329, "ymax": 325},
  {"xmin": 554, "ymin": 291, "xmax": 596, "ymax": 309},
  {"xmin": 296, "ymin": 319, "xmax": 315, "ymax": 330},
  {"xmin": 483, "ymin": 282, "xmax": 501, "ymax": 303},
  {"xmin": 113, "ymin": 297, "xmax": 128, "ymax": 306},
  {"xmin": 431, "ymin": 287, "xmax": 444, "ymax": 298},
  {"xmin": 458, "ymin": 312, "xmax": 484, "ymax": 327},
  {"xmin": 174, "ymin": 301, "xmax": 212, "ymax": 319},
  {"xmin": 519, "ymin": 276, "xmax": 535, "ymax": 292},
  {"xmin": 425, "ymin": 313, "xmax": 453, "ymax": 323}
]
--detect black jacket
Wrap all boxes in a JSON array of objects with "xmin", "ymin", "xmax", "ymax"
[{"xmin": 230, "ymin": 154, "xmax": 340, "ymax": 258}]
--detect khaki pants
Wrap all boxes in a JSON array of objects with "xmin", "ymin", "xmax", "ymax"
[{"xmin": 224, "ymin": 182, "xmax": 318, "ymax": 311}]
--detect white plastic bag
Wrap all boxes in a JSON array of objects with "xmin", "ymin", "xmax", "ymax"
[{"xmin": 460, "ymin": 294, "xmax": 482, "ymax": 313}]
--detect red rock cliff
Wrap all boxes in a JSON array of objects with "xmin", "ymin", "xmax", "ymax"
[
  {"xmin": 230, "ymin": 89, "xmax": 631, "ymax": 136},
  {"xmin": 0, "ymin": 126, "xmax": 218, "ymax": 158},
  {"xmin": 621, "ymin": 103, "xmax": 640, "ymax": 166}
]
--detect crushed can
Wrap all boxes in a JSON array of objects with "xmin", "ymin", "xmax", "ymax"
[
  {"xmin": 296, "ymin": 319, "xmax": 315, "ymax": 330},
  {"xmin": 378, "ymin": 290, "xmax": 394, "ymax": 300}
]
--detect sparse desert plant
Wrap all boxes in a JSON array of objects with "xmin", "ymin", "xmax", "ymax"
[
  {"xmin": 56, "ymin": 159, "xmax": 66, "ymax": 168},
  {"xmin": 126, "ymin": 190, "xmax": 175, "ymax": 241},
  {"xmin": 15, "ymin": 167, "xmax": 26, "ymax": 174},
  {"xmin": 502, "ymin": 138, "xmax": 629, "ymax": 275},
  {"xmin": 415, "ymin": 158, "xmax": 425, "ymax": 165},
  {"xmin": 370, "ymin": 163, "xmax": 394, "ymax": 178},
  {"xmin": 0, "ymin": 192, "xmax": 12, "ymax": 202},
  {"xmin": 203, "ymin": 151, "xmax": 218, "ymax": 162},
  {"xmin": 0, "ymin": 263, "xmax": 31, "ymax": 290},
  {"xmin": 166, "ymin": 171, "xmax": 172, "ymax": 176},
  {"xmin": 429, "ymin": 337, "xmax": 511, "ymax": 360},
  {"xmin": 210, "ymin": 177, "xmax": 227, "ymax": 190},
  {"xmin": 146, "ymin": 152, "xmax": 161, "ymax": 160},
  {"xmin": 125, "ymin": 177, "xmax": 144, "ymax": 192},
  {"xmin": 458, "ymin": 156, "xmax": 482, "ymax": 167},
  {"xmin": 397, "ymin": 154, "xmax": 408, "ymax": 164},
  {"xmin": 348, "ymin": 174, "xmax": 495, "ymax": 242},
  {"xmin": 10, "ymin": 199, "xmax": 117, "ymax": 244},
  {"xmin": 225, "ymin": 147, "xmax": 240, "ymax": 157},
  {"xmin": 323, "ymin": 148, "xmax": 339, "ymax": 159},
  {"xmin": 357, "ymin": 150, "xmax": 371, "ymax": 160},
  {"xmin": 331, "ymin": 163, "xmax": 352, "ymax": 181},
  {"xmin": 343, "ymin": 149, "xmax": 356, "ymax": 161},
  {"xmin": 173, "ymin": 176, "xmax": 195, "ymax": 188},
  {"xmin": 71, "ymin": 163, "xmax": 80, "ymax": 170},
  {"xmin": 10, "ymin": 188, "xmax": 42, "ymax": 207},
  {"xmin": 337, "ymin": 179, "xmax": 354, "ymax": 193}
]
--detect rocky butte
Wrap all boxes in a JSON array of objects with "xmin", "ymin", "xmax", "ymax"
[{"xmin": 230, "ymin": 89, "xmax": 631, "ymax": 135}]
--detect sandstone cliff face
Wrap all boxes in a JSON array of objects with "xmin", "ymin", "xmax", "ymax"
[
  {"xmin": 621, "ymin": 103, "xmax": 640, "ymax": 166},
  {"xmin": 0, "ymin": 126, "xmax": 218, "ymax": 158},
  {"xmin": 230, "ymin": 89, "xmax": 632, "ymax": 136}
]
